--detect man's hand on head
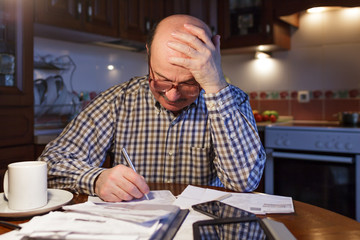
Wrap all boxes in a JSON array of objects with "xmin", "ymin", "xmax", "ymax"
[
  {"xmin": 166, "ymin": 23, "xmax": 228, "ymax": 94},
  {"xmin": 94, "ymin": 164, "xmax": 150, "ymax": 202}
]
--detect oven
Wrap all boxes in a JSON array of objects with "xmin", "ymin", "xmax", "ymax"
[{"xmin": 264, "ymin": 122, "xmax": 360, "ymax": 221}]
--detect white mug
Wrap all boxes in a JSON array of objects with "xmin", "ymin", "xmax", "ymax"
[{"xmin": 3, "ymin": 161, "xmax": 48, "ymax": 211}]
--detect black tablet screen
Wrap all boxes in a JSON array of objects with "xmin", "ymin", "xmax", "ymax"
[{"xmin": 192, "ymin": 201, "xmax": 273, "ymax": 240}]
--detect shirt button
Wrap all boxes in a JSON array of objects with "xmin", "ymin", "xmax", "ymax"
[
  {"xmin": 208, "ymin": 102, "xmax": 216, "ymax": 110},
  {"xmin": 166, "ymin": 179, "xmax": 172, "ymax": 183},
  {"xmin": 168, "ymin": 151, "xmax": 173, "ymax": 156}
]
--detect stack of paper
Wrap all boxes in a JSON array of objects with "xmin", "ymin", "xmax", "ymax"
[
  {"xmin": 173, "ymin": 185, "xmax": 294, "ymax": 214},
  {"xmin": 16, "ymin": 211, "xmax": 160, "ymax": 240},
  {"xmin": 5, "ymin": 192, "xmax": 180, "ymax": 240}
]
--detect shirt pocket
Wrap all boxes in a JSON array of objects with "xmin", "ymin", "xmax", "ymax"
[{"xmin": 177, "ymin": 145, "xmax": 215, "ymax": 184}]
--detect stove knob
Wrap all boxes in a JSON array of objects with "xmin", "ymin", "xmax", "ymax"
[
  {"xmin": 315, "ymin": 141, "xmax": 324, "ymax": 148},
  {"xmin": 275, "ymin": 139, "xmax": 282, "ymax": 146},
  {"xmin": 335, "ymin": 142, "xmax": 344, "ymax": 150},
  {"xmin": 345, "ymin": 143, "xmax": 353, "ymax": 150},
  {"xmin": 325, "ymin": 142, "xmax": 334, "ymax": 149}
]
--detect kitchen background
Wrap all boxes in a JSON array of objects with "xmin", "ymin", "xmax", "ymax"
[{"xmin": 34, "ymin": 7, "xmax": 360, "ymax": 122}]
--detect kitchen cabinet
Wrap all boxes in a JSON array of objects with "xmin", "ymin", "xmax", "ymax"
[
  {"xmin": 119, "ymin": 0, "xmax": 217, "ymax": 44},
  {"xmin": 0, "ymin": 0, "xmax": 34, "ymax": 191},
  {"xmin": 118, "ymin": 0, "xmax": 161, "ymax": 43},
  {"xmin": 34, "ymin": 0, "xmax": 119, "ymax": 38},
  {"xmin": 217, "ymin": 0, "xmax": 291, "ymax": 53}
]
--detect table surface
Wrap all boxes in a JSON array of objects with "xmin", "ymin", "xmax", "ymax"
[{"xmin": 1, "ymin": 182, "xmax": 360, "ymax": 239}]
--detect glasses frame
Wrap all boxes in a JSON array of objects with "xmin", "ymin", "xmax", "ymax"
[{"xmin": 148, "ymin": 60, "xmax": 200, "ymax": 97}]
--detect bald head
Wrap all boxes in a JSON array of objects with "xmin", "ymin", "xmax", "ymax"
[{"xmin": 146, "ymin": 14, "xmax": 212, "ymax": 58}]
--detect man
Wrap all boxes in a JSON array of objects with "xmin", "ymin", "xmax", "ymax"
[{"xmin": 39, "ymin": 14, "xmax": 266, "ymax": 202}]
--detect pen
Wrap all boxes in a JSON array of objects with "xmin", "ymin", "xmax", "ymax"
[
  {"xmin": 121, "ymin": 147, "xmax": 150, "ymax": 200},
  {"xmin": 214, "ymin": 193, "xmax": 232, "ymax": 201}
]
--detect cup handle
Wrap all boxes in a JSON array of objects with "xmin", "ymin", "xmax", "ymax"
[{"xmin": 3, "ymin": 170, "xmax": 8, "ymax": 200}]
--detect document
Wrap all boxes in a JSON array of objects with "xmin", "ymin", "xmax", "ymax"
[
  {"xmin": 6, "ymin": 191, "xmax": 181, "ymax": 240},
  {"xmin": 88, "ymin": 190, "xmax": 176, "ymax": 205},
  {"xmin": 223, "ymin": 192, "xmax": 294, "ymax": 214},
  {"xmin": 63, "ymin": 201, "xmax": 179, "ymax": 224},
  {"xmin": 173, "ymin": 185, "xmax": 294, "ymax": 214},
  {"xmin": 14, "ymin": 211, "xmax": 160, "ymax": 240},
  {"xmin": 173, "ymin": 185, "xmax": 232, "ymax": 209}
]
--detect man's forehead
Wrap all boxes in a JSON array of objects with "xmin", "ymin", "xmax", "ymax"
[{"xmin": 152, "ymin": 15, "xmax": 211, "ymax": 46}]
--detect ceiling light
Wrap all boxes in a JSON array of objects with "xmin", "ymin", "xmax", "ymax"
[
  {"xmin": 307, "ymin": 7, "xmax": 326, "ymax": 13},
  {"xmin": 107, "ymin": 64, "xmax": 114, "ymax": 70},
  {"xmin": 307, "ymin": 6, "xmax": 344, "ymax": 13},
  {"xmin": 255, "ymin": 51, "xmax": 271, "ymax": 59}
]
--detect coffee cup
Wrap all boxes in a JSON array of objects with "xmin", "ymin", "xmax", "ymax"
[{"xmin": 3, "ymin": 161, "xmax": 48, "ymax": 211}]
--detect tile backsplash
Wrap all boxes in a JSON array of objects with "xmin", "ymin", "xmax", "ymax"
[{"xmin": 250, "ymin": 89, "xmax": 360, "ymax": 121}]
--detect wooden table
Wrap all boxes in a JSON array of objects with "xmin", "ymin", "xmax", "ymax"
[{"xmin": 1, "ymin": 182, "xmax": 360, "ymax": 239}]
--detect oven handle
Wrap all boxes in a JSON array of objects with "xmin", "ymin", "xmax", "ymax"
[{"xmin": 271, "ymin": 151, "xmax": 353, "ymax": 164}]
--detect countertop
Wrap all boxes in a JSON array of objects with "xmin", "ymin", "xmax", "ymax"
[
  {"xmin": 34, "ymin": 128, "xmax": 63, "ymax": 144},
  {"xmin": 256, "ymin": 116, "xmax": 293, "ymax": 131}
]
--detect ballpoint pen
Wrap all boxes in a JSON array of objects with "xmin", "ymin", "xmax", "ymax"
[{"xmin": 121, "ymin": 147, "xmax": 150, "ymax": 200}]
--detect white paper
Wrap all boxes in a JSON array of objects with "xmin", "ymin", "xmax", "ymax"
[
  {"xmin": 16, "ymin": 211, "xmax": 158, "ymax": 240},
  {"xmin": 63, "ymin": 201, "xmax": 179, "ymax": 224},
  {"xmin": 173, "ymin": 185, "xmax": 294, "ymax": 215},
  {"xmin": 88, "ymin": 190, "xmax": 176, "ymax": 205},
  {"xmin": 173, "ymin": 185, "xmax": 232, "ymax": 209},
  {"xmin": 223, "ymin": 192, "xmax": 294, "ymax": 214}
]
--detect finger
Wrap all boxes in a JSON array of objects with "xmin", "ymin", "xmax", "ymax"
[
  {"xmin": 212, "ymin": 35, "xmax": 221, "ymax": 54},
  {"xmin": 183, "ymin": 23, "xmax": 213, "ymax": 46},
  {"xmin": 170, "ymin": 31, "xmax": 204, "ymax": 52},
  {"xmin": 167, "ymin": 41, "xmax": 198, "ymax": 58},
  {"xmin": 105, "ymin": 188, "xmax": 133, "ymax": 202},
  {"xmin": 168, "ymin": 56, "xmax": 194, "ymax": 69},
  {"xmin": 122, "ymin": 169, "xmax": 150, "ymax": 198}
]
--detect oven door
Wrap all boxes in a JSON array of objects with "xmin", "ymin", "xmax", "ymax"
[{"xmin": 264, "ymin": 149, "xmax": 357, "ymax": 220}]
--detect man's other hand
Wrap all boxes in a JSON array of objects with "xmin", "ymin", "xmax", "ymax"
[{"xmin": 94, "ymin": 164, "xmax": 150, "ymax": 202}]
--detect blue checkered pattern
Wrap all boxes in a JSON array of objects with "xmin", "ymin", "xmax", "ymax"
[{"xmin": 39, "ymin": 76, "xmax": 266, "ymax": 195}]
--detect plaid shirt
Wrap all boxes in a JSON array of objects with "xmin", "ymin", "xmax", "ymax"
[{"xmin": 39, "ymin": 76, "xmax": 266, "ymax": 195}]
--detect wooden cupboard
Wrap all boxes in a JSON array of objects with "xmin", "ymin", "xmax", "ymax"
[
  {"xmin": 118, "ymin": 0, "xmax": 217, "ymax": 44},
  {"xmin": 217, "ymin": 0, "xmax": 291, "ymax": 54},
  {"xmin": 0, "ymin": 0, "xmax": 34, "ymax": 191},
  {"xmin": 33, "ymin": 0, "xmax": 293, "ymax": 52},
  {"xmin": 34, "ymin": 0, "xmax": 119, "ymax": 38}
]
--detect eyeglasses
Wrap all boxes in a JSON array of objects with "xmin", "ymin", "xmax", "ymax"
[{"xmin": 148, "ymin": 63, "xmax": 200, "ymax": 97}]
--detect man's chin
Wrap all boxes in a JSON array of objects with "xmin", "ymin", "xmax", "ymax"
[{"xmin": 163, "ymin": 102, "xmax": 183, "ymax": 112}]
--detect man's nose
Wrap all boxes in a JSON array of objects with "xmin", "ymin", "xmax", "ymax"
[{"xmin": 165, "ymin": 88, "xmax": 182, "ymax": 101}]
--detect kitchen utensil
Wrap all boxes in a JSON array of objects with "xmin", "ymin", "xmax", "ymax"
[{"xmin": 44, "ymin": 75, "xmax": 63, "ymax": 106}]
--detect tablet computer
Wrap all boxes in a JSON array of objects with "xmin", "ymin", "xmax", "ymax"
[{"xmin": 192, "ymin": 200, "xmax": 275, "ymax": 240}]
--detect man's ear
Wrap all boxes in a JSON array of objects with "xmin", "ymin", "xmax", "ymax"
[{"xmin": 146, "ymin": 44, "xmax": 149, "ymax": 55}]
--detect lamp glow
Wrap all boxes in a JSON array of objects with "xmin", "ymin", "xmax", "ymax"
[
  {"xmin": 255, "ymin": 51, "xmax": 271, "ymax": 59},
  {"xmin": 307, "ymin": 7, "xmax": 326, "ymax": 13},
  {"xmin": 307, "ymin": 6, "xmax": 344, "ymax": 13},
  {"xmin": 107, "ymin": 65, "xmax": 114, "ymax": 70}
]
